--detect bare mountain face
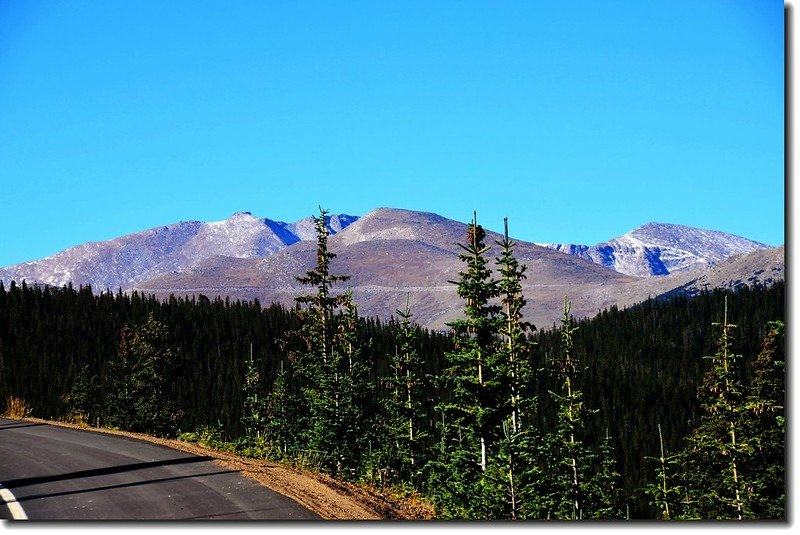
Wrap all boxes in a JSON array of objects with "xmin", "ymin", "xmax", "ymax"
[
  {"xmin": 134, "ymin": 208, "xmax": 784, "ymax": 330},
  {"xmin": 542, "ymin": 222, "xmax": 770, "ymax": 277},
  {"xmin": 136, "ymin": 208, "xmax": 641, "ymax": 329},
  {"xmin": 0, "ymin": 212, "xmax": 358, "ymax": 291},
  {"xmin": 635, "ymin": 245, "xmax": 786, "ymax": 300},
  {"xmin": 1, "ymin": 208, "xmax": 782, "ymax": 330}
]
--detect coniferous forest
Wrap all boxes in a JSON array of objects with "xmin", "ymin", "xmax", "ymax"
[{"xmin": 0, "ymin": 209, "xmax": 785, "ymax": 520}]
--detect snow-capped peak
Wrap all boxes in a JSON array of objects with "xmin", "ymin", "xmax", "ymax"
[{"xmin": 543, "ymin": 222, "xmax": 769, "ymax": 278}]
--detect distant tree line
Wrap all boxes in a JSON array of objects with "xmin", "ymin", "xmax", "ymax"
[{"xmin": 0, "ymin": 209, "xmax": 784, "ymax": 519}]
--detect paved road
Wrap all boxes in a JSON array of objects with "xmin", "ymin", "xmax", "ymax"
[{"xmin": 0, "ymin": 418, "xmax": 320, "ymax": 520}]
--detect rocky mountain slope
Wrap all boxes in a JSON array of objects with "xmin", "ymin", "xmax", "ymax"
[
  {"xmin": 636, "ymin": 245, "xmax": 786, "ymax": 300},
  {"xmin": 0, "ymin": 212, "xmax": 357, "ymax": 291},
  {"xmin": 542, "ymin": 222, "xmax": 770, "ymax": 277},
  {"xmin": 134, "ymin": 208, "xmax": 784, "ymax": 330}
]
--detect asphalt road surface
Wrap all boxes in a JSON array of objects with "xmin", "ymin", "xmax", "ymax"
[{"xmin": 0, "ymin": 417, "xmax": 320, "ymax": 520}]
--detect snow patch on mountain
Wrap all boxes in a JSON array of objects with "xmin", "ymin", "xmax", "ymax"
[
  {"xmin": 543, "ymin": 222, "xmax": 769, "ymax": 278},
  {"xmin": 0, "ymin": 211, "xmax": 357, "ymax": 291},
  {"xmin": 289, "ymin": 213, "xmax": 360, "ymax": 241}
]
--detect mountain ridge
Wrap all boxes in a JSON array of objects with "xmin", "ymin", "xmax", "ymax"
[
  {"xmin": 0, "ymin": 212, "xmax": 358, "ymax": 291},
  {"xmin": 541, "ymin": 221, "xmax": 770, "ymax": 277},
  {"xmin": 133, "ymin": 208, "xmax": 782, "ymax": 330}
]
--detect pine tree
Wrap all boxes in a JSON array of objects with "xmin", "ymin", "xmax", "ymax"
[
  {"xmin": 380, "ymin": 295, "xmax": 426, "ymax": 486},
  {"xmin": 62, "ymin": 364, "xmax": 99, "ymax": 426},
  {"xmin": 294, "ymin": 207, "xmax": 351, "ymax": 369},
  {"xmin": 331, "ymin": 288, "xmax": 377, "ymax": 479},
  {"xmin": 742, "ymin": 320, "xmax": 785, "ymax": 519},
  {"xmin": 104, "ymin": 313, "xmax": 184, "ymax": 437},
  {"xmin": 530, "ymin": 297, "xmax": 621, "ymax": 519},
  {"xmin": 434, "ymin": 212, "xmax": 503, "ymax": 518},
  {"xmin": 241, "ymin": 343, "xmax": 267, "ymax": 440},
  {"xmin": 287, "ymin": 207, "xmax": 368, "ymax": 476},
  {"xmin": 265, "ymin": 355, "xmax": 297, "ymax": 459},
  {"xmin": 292, "ymin": 208, "xmax": 348, "ymax": 472},
  {"xmin": 586, "ymin": 429, "xmax": 623, "ymax": 519},
  {"xmin": 492, "ymin": 217, "xmax": 536, "ymax": 519},
  {"xmin": 643, "ymin": 423, "xmax": 683, "ymax": 520},
  {"xmin": 679, "ymin": 296, "xmax": 751, "ymax": 519},
  {"xmin": 495, "ymin": 218, "xmax": 535, "ymax": 435},
  {"xmin": 537, "ymin": 297, "xmax": 585, "ymax": 519}
]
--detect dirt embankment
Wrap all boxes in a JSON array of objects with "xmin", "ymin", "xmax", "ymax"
[{"xmin": 22, "ymin": 417, "xmax": 434, "ymax": 520}]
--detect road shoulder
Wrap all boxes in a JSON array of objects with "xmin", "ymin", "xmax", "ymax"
[{"xmin": 15, "ymin": 417, "xmax": 431, "ymax": 520}]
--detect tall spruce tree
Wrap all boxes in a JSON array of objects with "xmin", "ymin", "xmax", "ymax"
[
  {"xmin": 288, "ymin": 208, "xmax": 352, "ymax": 471},
  {"xmin": 287, "ymin": 207, "xmax": 369, "ymax": 477},
  {"xmin": 495, "ymin": 217, "xmax": 535, "ymax": 435},
  {"xmin": 535, "ymin": 297, "xmax": 586, "ymax": 519},
  {"xmin": 530, "ymin": 297, "xmax": 622, "ymax": 519},
  {"xmin": 294, "ymin": 207, "xmax": 351, "ymax": 368},
  {"xmin": 433, "ymin": 212, "xmax": 504, "ymax": 518},
  {"xmin": 679, "ymin": 296, "xmax": 751, "ymax": 519},
  {"xmin": 492, "ymin": 217, "xmax": 537, "ymax": 519}
]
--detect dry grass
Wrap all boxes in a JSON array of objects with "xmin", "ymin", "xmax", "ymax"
[{"xmin": 3, "ymin": 397, "xmax": 30, "ymax": 418}]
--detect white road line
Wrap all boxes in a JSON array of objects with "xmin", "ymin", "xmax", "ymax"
[{"xmin": 0, "ymin": 483, "xmax": 27, "ymax": 520}]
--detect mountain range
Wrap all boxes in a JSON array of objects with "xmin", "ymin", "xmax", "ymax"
[{"xmin": 0, "ymin": 208, "xmax": 783, "ymax": 330}]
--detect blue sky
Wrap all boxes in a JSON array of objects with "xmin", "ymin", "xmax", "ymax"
[{"xmin": 0, "ymin": 0, "xmax": 785, "ymax": 267}]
